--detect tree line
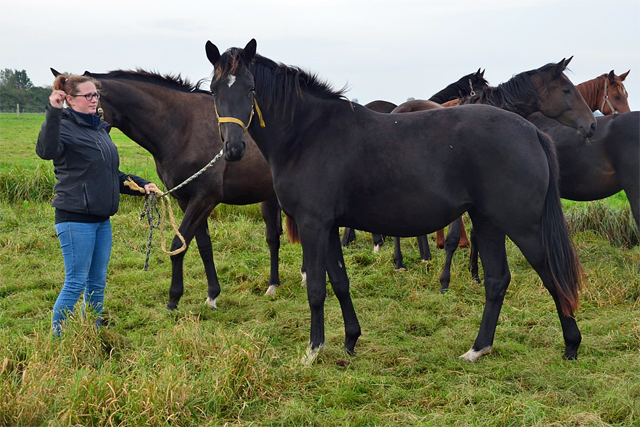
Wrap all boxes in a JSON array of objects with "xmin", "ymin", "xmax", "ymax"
[{"xmin": 0, "ymin": 69, "xmax": 51, "ymax": 113}]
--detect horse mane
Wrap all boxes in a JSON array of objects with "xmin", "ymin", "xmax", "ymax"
[
  {"xmin": 429, "ymin": 71, "xmax": 489, "ymax": 104},
  {"xmin": 98, "ymin": 69, "xmax": 211, "ymax": 94},
  {"xmin": 459, "ymin": 62, "xmax": 563, "ymax": 117},
  {"xmin": 215, "ymin": 48, "xmax": 349, "ymax": 115}
]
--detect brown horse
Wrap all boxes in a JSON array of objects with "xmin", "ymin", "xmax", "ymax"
[
  {"xmin": 68, "ymin": 69, "xmax": 284, "ymax": 311},
  {"xmin": 576, "ymin": 70, "xmax": 630, "ymax": 115}
]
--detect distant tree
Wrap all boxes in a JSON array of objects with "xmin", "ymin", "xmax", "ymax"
[
  {"xmin": 0, "ymin": 69, "xmax": 34, "ymax": 90},
  {"xmin": 0, "ymin": 69, "xmax": 49, "ymax": 112},
  {"xmin": 352, "ymin": 98, "xmax": 359, "ymax": 104},
  {"xmin": 406, "ymin": 97, "xmax": 415, "ymax": 102}
]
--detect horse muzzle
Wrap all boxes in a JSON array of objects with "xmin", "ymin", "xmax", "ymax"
[{"xmin": 224, "ymin": 140, "xmax": 246, "ymax": 162}]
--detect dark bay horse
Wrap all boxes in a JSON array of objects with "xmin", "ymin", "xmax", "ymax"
[
  {"xmin": 68, "ymin": 69, "xmax": 283, "ymax": 309},
  {"xmin": 205, "ymin": 39, "xmax": 586, "ymax": 364}
]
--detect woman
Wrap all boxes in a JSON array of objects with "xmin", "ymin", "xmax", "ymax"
[{"xmin": 36, "ymin": 73, "xmax": 158, "ymax": 336}]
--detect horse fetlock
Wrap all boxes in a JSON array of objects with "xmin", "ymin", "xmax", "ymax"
[
  {"xmin": 301, "ymin": 342, "xmax": 325, "ymax": 365},
  {"xmin": 265, "ymin": 284, "xmax": 277, "ymax": 296},
  {"xmin": 206, "ymin": 297, "xmax": 218, "ymax": 309},
  {"xmin": 459, "ymin": 346, "xmax": 492, "ymax": 362}
]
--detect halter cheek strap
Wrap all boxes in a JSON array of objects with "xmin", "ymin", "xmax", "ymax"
[
  {"xmin": 601, "ymin": 79, "xmax": 618, "ymax": 115},
  {"xmin": 215, "ymin": 98, "xmax": 266, "ymax": 134}
]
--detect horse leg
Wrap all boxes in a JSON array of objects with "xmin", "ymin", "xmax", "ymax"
[
  {"xmin": 167, "ymin": 200, "xmax": 217, "ymax": 310},
  {"xmin": 393, "ymin": 237, "xmax": 407, "ymax": 271},
  {"xmin": 194, "ymin": 223, "xmax": 220, "ymax": 309},
  {"xmin": 417, "ymin": 235, "xmax": 431, "ymax": 261},
  {"xmin": 459, "ymin": 218, "xmax": 470, "ymax": 248},
  {"xmin": 468, "ymin": 227, "xmax": 481, "ymax": 283},
  {"xmin": 439, "ymin": 216, "xmax": 462, "ymax": 293},
  {"xmin": 341, "ymin": 227, "xmax": 356, "ymax": 247},
  {"xmin": 436, "ymin": 229, "xmax": 445, "ymax": 249},
  {"xmin": 298, "ymin": 221, "xmax": 331, "ymax": 365},
  {"xmin": 509, "ymin": 227, "xmax": 582, "ymax": 360},
  {"xmin": 372, "ymin": 233, "xmax": 384, "ymax": 253},
  {"xmin": 260, "ymin": 197, "xmax": 282, "ymax": 296},
  {"xmin": 460, "ymin": 216, "xmax": 510, "ymax": 362},
  {"xmin": 326, "ymin": 226, "xmax": 361, "ymax": 355}
]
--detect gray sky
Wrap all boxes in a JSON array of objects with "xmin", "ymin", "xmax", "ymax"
[{"xmin": 1, "ymin": 0, "xmax": 639, "ymax": 110}]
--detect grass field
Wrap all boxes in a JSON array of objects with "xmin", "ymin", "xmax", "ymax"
[{"xmin": 1, "ymin": 113, "xmax": 639, "ymax": 426}]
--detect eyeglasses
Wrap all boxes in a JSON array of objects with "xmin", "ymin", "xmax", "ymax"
[{"xmin": 71, "ymin": 92, "xmax": 100, "ymax": 101}]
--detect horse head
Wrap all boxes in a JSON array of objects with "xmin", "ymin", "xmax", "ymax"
[
  {"xmin": 206, "ymin": 39, "xmax": 260, "ymax": 162},
  {"xmin": 601, "ymin": 70, "xmax": 631, "ymax": 115},
  {"xmin": 535, "ymin": 57, "xmax": 596, "ymax": 138}
]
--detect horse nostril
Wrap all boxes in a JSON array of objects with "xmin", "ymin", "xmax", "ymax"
[{"xmin": 590, "ymin": 123, "xmax": 596, "ymax": 132}]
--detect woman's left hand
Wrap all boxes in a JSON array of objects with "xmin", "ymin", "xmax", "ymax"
[{"xmin": 144, "ymin": 183, "xmax": 159, "ymax": 194}]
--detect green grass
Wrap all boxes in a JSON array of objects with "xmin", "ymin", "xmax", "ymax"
[{"xmin": 1, "ymin": 113, "xmax": 639, "ymax": 426}]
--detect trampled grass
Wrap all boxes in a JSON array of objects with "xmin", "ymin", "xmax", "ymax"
[{"xmin": 1, "ymin": 113, "xmax": 639, "ymax": 426}]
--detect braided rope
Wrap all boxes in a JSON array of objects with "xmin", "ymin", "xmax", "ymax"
[{"xmin": 124, "ymin": 148, "xmax": 224, "ymax": 270}]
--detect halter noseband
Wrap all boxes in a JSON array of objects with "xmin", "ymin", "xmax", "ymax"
[
  {"xmin": 215, "ymin": 97, "xmax": 266, "ymax": 134},
  {"xmin": 601, "ymin": 79, "xmax": 619, "ymax": 115}
]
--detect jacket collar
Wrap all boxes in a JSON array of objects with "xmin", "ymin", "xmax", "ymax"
[{"xmin": 62, "ymin": 107, "xmax": 110, "ymax": 130}]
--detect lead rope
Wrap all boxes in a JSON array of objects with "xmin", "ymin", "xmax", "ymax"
[{"xmin": 124, "ymin": 149, "xmax": 224, "ymax": 270}]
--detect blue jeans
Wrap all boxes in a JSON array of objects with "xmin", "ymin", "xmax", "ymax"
[{"xmin": 52, "ymin": 220, "xmax": 112, "ymax": 336}]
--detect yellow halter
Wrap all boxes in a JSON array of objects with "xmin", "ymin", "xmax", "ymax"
[{"xmin": 215, "ymin": 97, "xmax": 266, "ymax": 134}]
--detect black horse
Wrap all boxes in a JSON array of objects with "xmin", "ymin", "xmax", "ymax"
[
  {"xmin": 204, "ymin": 39, "xmax": 592, "ymax": 364},
  {"xmin": 398, "ymin": 58, "xmax": 600, "ymax": 292},
  {"xmin": 58, "ymin": 68, "xmax": 284, "ymax": 310},
  {"xmin": 341, "ymin": 69, "xmax": 489, "ymax": 269}
]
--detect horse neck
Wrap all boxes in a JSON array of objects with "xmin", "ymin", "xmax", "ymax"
[
  {"xmin": 576, "ymin": 76, "xmax": 603, "ymax": 113},
  {"xmin": 465, "ymin": 86, "xmax": 537, "ymax": 118},
  {"xmin": 429, "ymin": 81, "xmax": 467, "ymax": 104},
  {"xmin": 102, "ymin": 82, "xmax": 193, "ymax": 160}
]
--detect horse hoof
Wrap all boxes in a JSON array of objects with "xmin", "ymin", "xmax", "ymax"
[
  {"xmin": 265, "ymin": 285, "xmax": 277, "ymax": 296},
  {"xmin": 301, "ymin": 343, "xmax": 325, "ymax": 366},
  {"xmin": 206, "ymin": 297, "xmax": 217, "ymax": 309},
  {"xmin": 440, "ymin": 288, "xmax": 449, "ymax": 294},
  {"xmin": 395, "ymin": 267, "xmax": 407, "ymax": 272},
  {"xmin": 373, "ymin": 244, "xmax": 382, "ymax": 253},
  {"xmin": 459, "ymin": 346, "xmax": 492, "ymax": 362}
]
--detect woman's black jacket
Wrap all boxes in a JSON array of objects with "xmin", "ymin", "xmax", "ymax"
[{"xmin": 36, "ymin": 105, "xmax": 149, "ymax": 218}]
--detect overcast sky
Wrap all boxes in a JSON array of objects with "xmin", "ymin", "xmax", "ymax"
[{"xmin": 1, "ymin": 0, "xmax": 638, "ymax": 111}]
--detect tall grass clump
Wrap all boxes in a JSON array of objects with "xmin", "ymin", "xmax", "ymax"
[
  {"xmin": 0, "ymin": 163, "xmax": 55, "ymax": 204},
  {"xmin": 565, "ymin": 201, "xmax": 639, "ymax": 248}
]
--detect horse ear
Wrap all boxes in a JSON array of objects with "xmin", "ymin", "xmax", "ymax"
[
  {"xmin": 619, "ymin": 70, "xmax": 630, "ymax": 81},
  {"xmin": 50, "ymin": 68, "xmax": 61, "ymax": 77},
  {"xmin": 205, "ymin": 41, "xmax": 221, "ymax": 66},
  {"xmin": 243, "ymin": 39, "xmax": 257, "ymax": 62},
  {"xmin": 83, "ymin": 71, "xmax": 91, "ymax": 77},
  {"xmin": 553, "ymin": 56, "xmax": 572, "ymax": 76}
]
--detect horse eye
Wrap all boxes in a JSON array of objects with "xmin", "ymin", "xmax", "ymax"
[{"xmin": 563, "ymin": 89, "xmax": 571, "ymax": 94}]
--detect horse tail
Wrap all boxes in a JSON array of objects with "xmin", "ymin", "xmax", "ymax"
[
  {"xmin": 537, "ymin": 129, "xmax": 583, "ymax": 316},
  {"xmin": 286, "ymin": 215, "xmax": 301, "ymax": 244}
]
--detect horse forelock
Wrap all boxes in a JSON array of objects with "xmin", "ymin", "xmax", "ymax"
[{"xmin": 101, "ymin": 69, "xmax": 208, "ymax": 93}]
